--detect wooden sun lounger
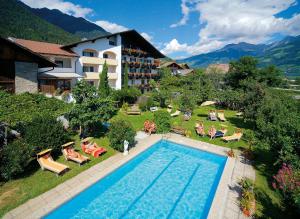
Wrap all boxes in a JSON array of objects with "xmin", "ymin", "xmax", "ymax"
[
  {"xmin": 217, "ymin": 111, "xmax": 226, "ymax": 121},
  {"xmin": 171, "ymin": 110, "xmax": 180, "ymax": 117},
  {"xmin": 37, "ymin": 149, "xmax": 69, "ymax": 176},
  {"xmin": 222, "ymin": 132, "xmax": 243, "ymax": 142},
  {"xmin": 61, "ymin": 142, "xmax": 89, "ymax": 165}
]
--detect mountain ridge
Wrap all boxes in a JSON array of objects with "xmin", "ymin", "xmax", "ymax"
[
  {"xmin": 28, "ymin": 7, "xmax": 110, "ymax": 39},
  {"xmin": 179, "ymin": 36, "xmax": 300, "ymax": 76}
]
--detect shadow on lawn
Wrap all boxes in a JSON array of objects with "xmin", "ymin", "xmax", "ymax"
[{"xmin": 226, "ymin": 117, "xmax": 254, "ymax": 130}]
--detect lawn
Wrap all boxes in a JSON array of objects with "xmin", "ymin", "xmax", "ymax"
[
  {"xmin": 115, "ymin": 105, "xmax": 252, "ymax": 150},
  {"xmin": 0, "ymin": 136, "xmax": 116, "ymax": 218}
]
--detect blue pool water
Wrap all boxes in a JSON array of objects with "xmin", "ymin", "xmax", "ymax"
[{"xmin": 45, "ymin": 140, "xmax": 227, "ymax": 219}]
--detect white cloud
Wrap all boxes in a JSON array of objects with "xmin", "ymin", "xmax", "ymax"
[
  {"xmin": 161, "ymin": 39, "xmax": 188, "ymax": 54},
  {"xmin": 21, "ymin": 0, "xmax": 93, "ymax": 18},
  {"xmin": 141, "ymin": 32, "xmax": 153, "ymax": 42},
  {"xmin": 95, "ymin": 20, "xmax": 128, "ymax": 33},
  {"xmin": 170, "ymin": 0, "xmax": 191, "ymax": 28},
  {"xmin": 165, "ymin": 0, "xmax": 300, "ymax": 57}
]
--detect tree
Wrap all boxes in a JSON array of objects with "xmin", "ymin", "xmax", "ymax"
[
  {"xmin": 255, "ymin": 90, "xmax": 300, "ymax": 168},
  {"xmin": 99, "ymin": 61, "xmax": 110, "ymax": 97},
  {"xmin": 108, "ymin": 118, "xmax": 135, "ymax": 152},
  {"xmin": 259, "ymin": 65, "xmax": 284, "ymax": 87},
  {"xmin": 72, "ymin": 80, "xmax": 97, "ymax": 104},
  {"xmin": 69, "ymin": 97, "xmax": 117, "ymax": 138},
  {"xmin": 123, "ymin": 63, "xmax": 129, "ymax": 89},
  {"xmin": 226, "ymin": 56, "xmax": 259, "ymax": 88}
]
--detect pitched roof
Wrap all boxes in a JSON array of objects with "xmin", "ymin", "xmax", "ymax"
[
  {"xmin": 13, "ymin": 38, "xmax": 78, "ymax": 57},
  {"xmin": 206, "ymin": 63, "xmax": 230, "ymax": 73},
  {"xmin": 62, "ymin": 29, "xmax": 165, "ymax": 58},
  {"xmin": 1, "ymin": 37, "xmax": 56, "ymax": 68},
  {"xmin": 160, "ymin": 61, "xmax": 183, "ymax": 69}
]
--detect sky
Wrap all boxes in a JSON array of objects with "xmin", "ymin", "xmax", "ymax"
[{"xmin": 21, "ymin": 0, "xmax": 300, "ymax": 59}]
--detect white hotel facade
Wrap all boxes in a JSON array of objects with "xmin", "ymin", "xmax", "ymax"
[{"xmin": 13, "ymin": 30, "xmax": 165, "ymax": 94}]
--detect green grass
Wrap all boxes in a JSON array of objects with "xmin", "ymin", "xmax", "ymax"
[
  {"xmin": 115, "ymin": 106, "xmax": 252, "ymax": 150},
  {"xmin": 0, "ymin": 106, "xmax": 289, "ymax": 218},
  {"xmin": 0, "ymin": 136, "xmax": 116, "ymax": 218}
]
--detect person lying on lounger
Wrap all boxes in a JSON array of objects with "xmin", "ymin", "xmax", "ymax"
[
  {"xmin": 66, "ymin": 147, "xmax": 85, "ymax": 159},
  {"xmin": 208, "ymin": 126, "xmax": 217, "ymax": 139}
]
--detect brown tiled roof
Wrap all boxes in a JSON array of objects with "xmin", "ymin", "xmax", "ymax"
[
  {"xmin": 206, "ymin": 63, "xmax": 230, "ymax": 73},
  {"xmin": 14, "ymin": 38, "xmax": 78, "ymax": 57}
]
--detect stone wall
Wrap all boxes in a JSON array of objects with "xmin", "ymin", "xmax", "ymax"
[{"xmin": 15, "ymin": 62, "xmax": 38, "ymax": 94}]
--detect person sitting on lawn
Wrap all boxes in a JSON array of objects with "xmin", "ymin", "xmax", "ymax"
[{"xmin": 208, "ymin": 125, "xmax": 217, "ymax": 139}]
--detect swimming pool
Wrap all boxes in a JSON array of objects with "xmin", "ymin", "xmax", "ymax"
[{"xmin": 45, "ymin": 140, "xmax": 227, "ymax": 219}]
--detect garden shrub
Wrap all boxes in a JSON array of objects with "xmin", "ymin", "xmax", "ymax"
[
  {"xmin": 23, "ymin": 115, "xmax": 70, "ymax": 156},
  {"xmin": 154, "ymin": 110, "xmax": 171, "ymax": 133},
  {"xmin": 138, "ymin": 96, "xmax": 155, "ymax": 111},
  {"xmin": 108, "ymin": 118, "xmax": 135, "ymax": 152},
  {"xmin": 112, "ymin": 87, "xmax": 141, "ymax": 105},
  {"xmin": 178, "ymin": 91, "xmax": 195, "ymax": 113},
  {"xmin": 0, "ymin": 139, "xmax": 31, "ymax": 180},
  {"xmin": 0, "ymin": 92, "xmax": 71, "ymax": 126}
]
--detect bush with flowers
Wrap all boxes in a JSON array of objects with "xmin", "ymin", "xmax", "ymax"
[{"xmin": 272, "ymin": 163, "xmax": 300, "ymax": 212}]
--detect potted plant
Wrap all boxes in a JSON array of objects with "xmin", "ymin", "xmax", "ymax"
[{"xmin": 227, "ymin": 146, "xmax": 235, "ymax": 157}]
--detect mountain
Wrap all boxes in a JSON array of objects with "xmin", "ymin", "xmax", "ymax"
[
  {"xmin": 180, "ymin": 37, "xmax": 300, "ymax": 77},
  {"xmin": 0, "ymin": 0, "xmax": 80, "ymax": 44},
  {"xmin": 179, "ymin": 42, "xmax": 267, "ymax": 67},
  {"xmin": 258, "ymin": 35, "xmax": 300, "ymax": 77},
  {"xmin": 28, "ymin": 7, "xmax": 110, "ymax": 39}
]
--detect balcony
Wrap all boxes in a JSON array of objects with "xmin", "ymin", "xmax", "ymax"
[
  {"xmin": 81, "ymin": 57, "xmax": 118, "ymax": 66},
  {"xmin": 84, "ymin": 72, "xmax": 118, "ymax": 80}
]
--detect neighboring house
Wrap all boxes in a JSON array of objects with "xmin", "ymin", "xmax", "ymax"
[
  {"xmin": 63, "ymin": 30, "xmax": 165, "ymax": 92},
  {"xmin": 206, "ymin": 63, "xmax": 230, "ymax": 74},
  {"xmin": 0, "ymin": 37, "xmax": 56, "ymax": 94},
  {"xmin": 11, "ymin": 30, "xmax": 164, "ymax": 94},
  {"xmin": 159, "ymin": 61, "xmax": 194, "ymax": 76},
  {"xmin": 12, "ymin": 38, "xmax": 81, "ymax": 94}
]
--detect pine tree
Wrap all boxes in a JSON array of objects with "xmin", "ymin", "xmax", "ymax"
[
  {"xmin": 123, "ymin": 63, "xmax": 129, "ymax": 89},
  {"xmin": 99, "ymin": 61, "xmax": 110, "ymax": 96}
]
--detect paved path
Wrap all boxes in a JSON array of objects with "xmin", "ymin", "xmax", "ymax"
[{"xmin": 3, "ymin": 133, "xmax": 255, "ymax": 219}]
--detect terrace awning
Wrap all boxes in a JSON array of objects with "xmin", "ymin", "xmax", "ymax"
[{"xmin": 38, "ymin": 72, "xmax": 83, "ymax": 79}]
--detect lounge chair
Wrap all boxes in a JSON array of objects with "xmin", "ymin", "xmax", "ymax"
[
  {"xmin": 127, "ymin": 105, "xmax": 141, "ymax": 115},
  {"xmin": 150, "ymin": 106, "xmax": 158, "ymax": 112},
  {"xmin": 37, "ymin": 149, "xmax": 69, "ymax": 176},
  {"xmin": 195, "ymin": 122, "xmax": 205, "ymax": 136},
  {"xmin": 81, "ymin": 137, "xmax": 107, "ymax": 158},
  {"xmin": 211, "ymin": 128, "xmax": 228, "ymax": 139},
  {"xmin": 171, "ymin": 110, "xmax": 180, "ymax": 117},
  {"xmin": 217, "ymin": 110, "xmax": 226, "ymax": 121},
  {"xmin": 183, "ymin": 112, "xmax": 192, "ymax": 121},
  {"xmin": 222, "ymin": 129, "xmax": 243, "ymax": 142},
  {"xmin": 208, "ymin": 110, "xmax": 218, "ymax": 121},
  {"xmin": 171, "ymin": 126, "xmax": 186, "ymax": 135},
  {"xmin": 62, "ymin": 142, "xmax": 89, "ymax": 165},
  {"xmin": 201, "ymin": 101, "xmax": 216, "ymax": 106}
]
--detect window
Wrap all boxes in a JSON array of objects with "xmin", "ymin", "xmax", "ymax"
[
  {"xmin": 87, "ymin": 81, "xmax": 94, "ymax": 86},
  {"xmin": 55, "ymin": 60, "xmax": 63, "ymax": 68},
  {"xmin": 103, "ymin": 53, "xmax": 109, "ymax": 59},
  {"xmin": 82, "ymin": 51, "xmax": 95, "ymax": 57},
  {"xmin": 83, "ymin": 66, "xmax": 95, "ymax": 72},
  {"xmin": 109, "ymin": 41, "xmax": 116, "ymax": 46},
  {"xmin": 54, "ymin": 58, "xmax": 71, "ymax": 68}
]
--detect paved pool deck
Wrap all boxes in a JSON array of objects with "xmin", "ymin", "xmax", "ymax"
[{"xmin": 3, "ymin": 133, "xmax": 255, "ymax": 219}]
